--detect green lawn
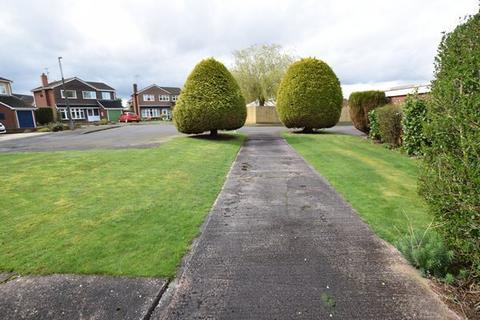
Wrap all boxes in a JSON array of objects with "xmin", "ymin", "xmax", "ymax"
[
  {"xmin": 0, "ymin": 135, "xmax": 244, "ymax": 278},
  {"xmin": 284, "ymin": 133, "xmax": 431, "ymax": 244}
]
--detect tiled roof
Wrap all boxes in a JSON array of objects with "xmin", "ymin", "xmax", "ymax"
[
  {"xmin": 13, "ymin": 94, "xmax": 34, "ymax": 106},
  {"xmin": 161, "ymin": 87, "xmax": 181, "ymax": 95},
  {"xmin": 0, "ymin": 95, "xmax": 35, "ymax": 109},
  {"xmin": 32, "ymin": 77, "xmax": 115, "ymax": 92},
  {"xmin": 86, "ymin": 81, "xmax": 115, "ymax": 91},
  {"xmin": 97, "ymin": 99, "xmax": 123, "ymax": 109}
]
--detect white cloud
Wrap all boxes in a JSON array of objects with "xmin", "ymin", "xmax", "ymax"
[{"xmin": 1, "ymin": 0, "xmax": 478, "ymax": 100}]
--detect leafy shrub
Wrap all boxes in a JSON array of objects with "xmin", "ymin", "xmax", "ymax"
[
  {"xmin": 376, "ymin": 104, "xmax": 403, "ymax": 147},
  {"xmin": 35, "ymin": 108, "xmax": 54, "ymax": 125},
  {"xmin": 396, "ymin": 229, "xmax": 454, "ymax": 277},
  {"xmin": 276, "ymin": 57, "xmax": 343, "ymax": 131},
  {"xmin": 402, "ymin": 95, "xmax": 428, "ymax": 156},
  {"xmin": 367, "ymin": 109, "xmax": 380, "ymax": 141},
  {"xmin": 419, "ymin": 12, "xmax": 480, "ymax": 277},
  {"xmin": 348, "ymin": 91, "xmax": 388, "ymax": 133},
  {"xmin": 99, "ymin": 119, "xmax": 109, "ymax": 125},
  {"xmin": 174, "ymin": 58, "xmax": 246, "ymax": 136},
  {"xmin": 48, "ymin": 122, "xmax": 64, "ymax": 132}
]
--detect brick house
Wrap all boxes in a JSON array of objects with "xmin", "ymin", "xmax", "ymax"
[
  {"xmin": 0, "ymin": 77, "xmax": 37, "ymax": 132},
  {"xmin": 385, "ymin": 84, "xmax": 430, "ymax": 105},
  {"xmin": 32, "ymin": 74, "xmax": 124, "ymax": 123},
  {"xmin": 131, "ymin": 84, "xmax": 180, "ymax": 120}
]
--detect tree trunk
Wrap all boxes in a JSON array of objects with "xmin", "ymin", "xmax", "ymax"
[
  {"xmin": 210, "ymin": 129, "xmax": 218, "ymax": 137},
  {"xmin": 302, "ymin": 127, "xmax": 313, "ymax": 133},
  {"xmin": 259, "ymin": 96, "xmax": 266, "ymax": 107}
]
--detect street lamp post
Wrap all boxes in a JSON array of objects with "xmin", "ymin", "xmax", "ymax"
[{"xmin": 58, "ymin": 57, "xmax": 74, "ymax": 130}]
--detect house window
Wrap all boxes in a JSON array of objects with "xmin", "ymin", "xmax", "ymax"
[
  {"xmin": 0, "ymin": 83, "xmax": 7, "ymax": 95},
  {"xmin": 70, "ymin": 108, "xmax": 85, "ymax": 120},
  {"xmin": 82, "ymin": 91, "xmax": 97, "ymax": 99},
  {"xmin": 60, "ymin": 109, "xmax": 69, "ymax": 120},
  {"xmin": 172, "ymin": 95, "xmax": 178, "ymax": 101},
  {"xmin": 143, "ymin": 94, "xmax": 155, "ymax": 102},
  {"xmin": 0, "ymin": 113, "xmax": 5, "ymax": 120},
  {"xmin": 86, "ymin": 109, "xmax": 100, "ymax": 116},
  {"xmin": 161, "ymin": 108, "xmax": 169, "ymax": 115},
  {"xmin": 159, "ymin": 95, "xmax": 170, "ymax": 101},
  {"xmin": 101, "ymin": 92, "xmax": 111, "ymax": 100},
  {"xmin": 61, "ymin": 90, "xmax": 77, "ymax": 99},
  {"xmin": 141, "ymin": 108, "xmax": 160, "ymax": 118}
]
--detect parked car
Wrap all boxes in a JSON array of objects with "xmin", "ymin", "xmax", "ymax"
[
  {"xmin": 118, "ymin": 112, "xmax": 141, "ymax": 123},
  {"xmin": 0, "ymin": 122, "xmax": 6, "ymax": 134}
]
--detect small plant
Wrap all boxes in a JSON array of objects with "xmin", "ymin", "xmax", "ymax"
[
  {"xmin": 402, "ymin": 94, "xmax": 428, "ymax": 156},
  {"xmin": 396, "ymin": 226, "xmax": 454, "ymax": 278},
  {"xmin": 367, "ymin": 109, "xmax": 380, "ymax": 141},
  {"xmin": 376, "ymin": 104, "xmax": 403, "ymax": 147},
  {"xmin": 36, "ymin": 127, "xmax": 51, "ymax": 133},
  {"xmin": 48, "ymin": 122, "xmax": 64, "ymax": 132},
  {"xmin": 99, "ymin": 119, "xmax": 109, "ymax": 125}
]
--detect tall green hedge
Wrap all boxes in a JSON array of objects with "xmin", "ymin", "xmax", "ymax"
[
  {"xmin": 419, "ymin": 12, "xmax": 480, "ymax": 277},
  {"xmin": 348, "ymin": 91, "xmax": 388, "ymax": 133},
  {"xmin": 35, "ymin": 108, "xmax": 54, "ymax": 125},
  {"xmin": 402, "ymin": 94, "xmax": 428, "ymax": 156},
  {"xmin": 173, "ymin": 58, "xmax": 246, "ymax": 135},
  {"xmin": 276, "ymin": 58, "xmax": 343, "ymax": 131},
  {"xmin": 376, "ymin": 104, "xmax": 403, "ymax": 147}
]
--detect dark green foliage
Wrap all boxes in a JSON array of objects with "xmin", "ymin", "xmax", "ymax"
[
  {"xmin": 276, "ymin": 58, "xmax": 343, "ymax": 130},
  {"xmin": 348, "ymin": 91, "xmax": 388, "ymax": 133},
  {"xmin": 174, "ymin": 58, "xmax": 246, "ymax": 135},
  {"xmin": 376, "ymin": 104, "xmax": 403, "ymax": 147},
  {"xmin": 367, "ymin": 109, "xmax": 380, "ymax": 140},
  {"xmin": 419, "ymin": 12, "xmax": 480, "ymax": 277},
  {"xmin": 35, "ymin": 108, "xmax": 54, "ymax": 125},
  {"xmin": 396, "ymin": 230, "xmax": 454, "ymax": 277},
  {"xmin": 402, "ymin": 95, "xmax": 428, "ymax": 156},
  {"xmin": 48, "ymin": 122, "xmax": 64, "ymax": 132}
]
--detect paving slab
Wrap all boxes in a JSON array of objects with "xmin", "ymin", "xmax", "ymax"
[
  {"xmin": 0, "ymin": 274, "xmax": 167, "ymax": 320},
  {"xmin": 153, "ymin": 131, "xmax": 457, "ymax": 319}
]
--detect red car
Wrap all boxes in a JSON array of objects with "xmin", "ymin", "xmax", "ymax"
[{"xmin": 119, "ymin": 112, "xmax": 141, "ymax": 123}]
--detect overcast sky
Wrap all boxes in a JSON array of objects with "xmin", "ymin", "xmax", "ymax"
[{"xmin": 1, "ymin": 0, "xmax": 478, "ymax": 101}]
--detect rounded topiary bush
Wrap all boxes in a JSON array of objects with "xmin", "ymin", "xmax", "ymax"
[
  {"xmin": 276, "ymin": 58, "xmax": 343, "ymax": 131},
  {"xmin": 348, "ymin": 91, "xmax": 388, "ymax": 133},
  {"xmin": 419, "ymin": 12, "xmax": 480, "ymax": 277},
  {"xmin": 173, "ymin": 58, "xmax": 246, "ymax": 135}
]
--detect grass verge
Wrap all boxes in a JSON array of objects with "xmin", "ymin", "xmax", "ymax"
[
  {"xmin": 0, "ymin": 135, "xmax": 244, "ymax": 278},
  {"xmin": 284, "ymin": 133, "xmax": 431, "ymax": 244}
]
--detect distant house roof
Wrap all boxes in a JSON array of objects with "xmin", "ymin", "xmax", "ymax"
[
  {"xmin": 385, "ymin": 84, "xmax": 430, "ymax": 97},
  {"xmin": 86, "ymin": 81, "xmax": 115, "ymax": 91},
  {"xmin": 32, "ymin": 77, "xmax": 115, "ymax": 92},
  {"xmin": 0, "ymin": 77, "xmax": 12, "ymax": 83},
  {"xmin": 0, "ymin": 95, "xmax": 36, "ymax": 110},
  {"xmin": 135, "ymin": 84, "xmax": 181, "ymax": 95},
  {"xmin": 97, "ymin": 99, "xmax": 123, "ymax": 109},
  {"xmin": 13, "ymin": 94, "xmax": 34, "ymax": 106}
]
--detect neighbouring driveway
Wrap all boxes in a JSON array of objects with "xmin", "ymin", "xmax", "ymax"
[
  {"xmin": 153, "ymin": 131, "xmax": 454, "ymax": 319},
  {"xmin": 0, "ymin": 123, "xmax": 179, "ymax": 152}
]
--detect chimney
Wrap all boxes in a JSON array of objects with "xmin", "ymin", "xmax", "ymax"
[
  {"xmin": 41, "ymin": 73, "xmax": 49, "ymax": 87},
  {"xmin": 133, "ymin": 83, "xmax": 139, "ymax": 114}
]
